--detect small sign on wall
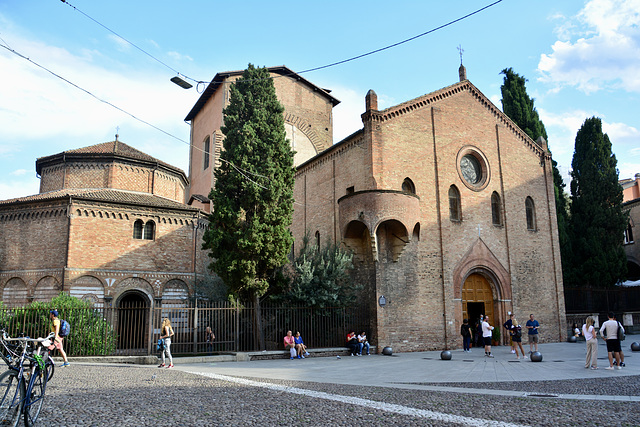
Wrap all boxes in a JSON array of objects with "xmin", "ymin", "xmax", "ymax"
[{"xmin": 379, "ymin": 295, "xmax": 386, "ymax": 307}]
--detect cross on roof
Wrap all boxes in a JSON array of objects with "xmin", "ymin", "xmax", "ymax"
[{"xmin": 457, "ymin": 45, "xmax": 464, "ymax": 65}]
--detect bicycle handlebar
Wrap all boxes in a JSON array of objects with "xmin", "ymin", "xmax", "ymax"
[{"xmin": 3, "ymin": 332, "xmax": 56, "ymax": 343}]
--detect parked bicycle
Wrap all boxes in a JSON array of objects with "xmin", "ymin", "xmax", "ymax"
[{"xmin": 0, "ymin": 331, "xmax": 55, "ymax": 426}]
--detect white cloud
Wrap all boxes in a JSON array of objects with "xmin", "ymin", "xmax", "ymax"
[
  {"xmin": 107, "ymin": 34, "xmax": 130, "ymax": 52},
  {"xmin": 538, "ymin": 0, "xmax": 640, "ymax": 93},
  {"xmin": 167, "ymin": 51, "xmax": 193, "ymax": 62},
  {"xmin": 9, "ymin": 169, "xmax": 28, "ymax": 176},
  {"xmin": 0, "ymin": 28, "xmax": 199, "ymax": 200}
]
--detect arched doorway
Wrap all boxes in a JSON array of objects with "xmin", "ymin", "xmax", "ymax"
[
  {"xmin": 462, "ymin": 273, "xmax": 495, "ymax": 340},
  {"xmin": 117, "ymin": 291, "xmax": 149, "ymax": 352}
]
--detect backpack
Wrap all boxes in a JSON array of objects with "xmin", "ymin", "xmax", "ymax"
[
  {"xmin": 59, "ymin": 319, "xmax": 71, "ymax": 338},
  {"xmin": 156, "ymin": 338, "xmax": 165, "ymax": 352},
  {"xmin": 617, "ymin": 322, "xmax": 625, "ymax": 341},
  {"xmin": 512, "ymin": 325, "xmax": 522, "ymax": 338}
]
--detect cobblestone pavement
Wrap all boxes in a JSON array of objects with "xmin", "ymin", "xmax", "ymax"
[{"xmin": 36, "ymin": 364, "xmax": 640, "ymax": 426}]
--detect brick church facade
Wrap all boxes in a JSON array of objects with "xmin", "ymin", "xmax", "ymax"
[{"xmin": 187, "ymin": 65, "xmax": 567, "ymax": 351}]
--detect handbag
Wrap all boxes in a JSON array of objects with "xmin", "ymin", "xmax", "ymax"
[
  {"xmin": 617, "ymin": 322, "xmax": 625, "ymax": 341},
  {"xmin": 156, "ymin": 338, "xmax": 165, "ymax": 351}
]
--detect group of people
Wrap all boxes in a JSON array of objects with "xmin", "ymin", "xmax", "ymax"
[
  {"xmin": 582, "ymin": 312, "xmax": 626, "ymax": 370},
  {"xmin": 346, "ymin": 331, "xmax": 370, "ymax": 356},
  {"xmin": 284, "ymin": 330, "xmax": 311, "ymax": 359},
  {"xmin": 463, "ymin": 313, "xmax": 540, "ymax": 359}
]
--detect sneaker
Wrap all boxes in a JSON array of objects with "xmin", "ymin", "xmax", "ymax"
[
  {"xmin": 290, "ymin": 357, "xmax": 294, "ymax": 360},
  {"xmin": 591, "ymin": 366, "xmax": 598, "ymax": 370},
  {"xmin": 351, "ymin": 353, "xmax": 354, "ymax": 356},
  {"xmin": 511, "ymin": 350, "xmax": 516, "ymax": 354},
  {"xmin": 524, "ymin": 356, "xmax": 528, "ymax": 359},
  {"xmin": 357, "ymin": 353, "xmax": 361, "ymax": 356},
  {"xmin": 304, "ymin": 352, "xmax": 310, "ymax": 357},
  {"xmin": 613, "ymin": 361, "xmax": 618, "ymax": 366},
  {"xmin": 167, "ymin": 364, "xmax": 174, "ymax": 369},
  {"xmin": 605, "ymin": 366, "xmax": 614, "ymax": 370},
  {"xmin": 516, "ymin": 356, "xmax": 520, "ymax": 360},
  {"xmin": 487, "ymin": 354, "xmax": 494, "ymax": 358},
  {"xmin": 616, "ymin": 366, "xmax": 622, "ymax": 370},
  {"xmin": 297, "ymin": 355, "xmax": 301, "ymax": 359},
  {"xmin": 158, "ymin": 363, "xmax": 165, "ymax": 368},
  {"xmin": 60, "ymin": 362, "xmax": 70, "ymax": 367},
  {"xmin": 300, "ymin": 355, "xmax": 305, "ymax": 359},
  {"xmin": 620, "ymin": 362, "xmax": 626, "ymax": 367}
]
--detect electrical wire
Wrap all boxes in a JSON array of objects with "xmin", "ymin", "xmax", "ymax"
[
  {"xmin": 58, "ymin": 0, "xmax": 503, "ymax": 87},
  {"xmin": 59, "ymin": 0, "xmax": 206, "ymax": 86}
]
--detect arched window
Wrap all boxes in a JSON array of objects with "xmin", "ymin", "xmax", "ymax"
[
  {"xmin": 144, "ymin": 220, "xmax": 155, "ymax": 240},
  {"xmin": 624, "ymin": 220, "xmax": 634, "ymax": 244},
  {"xmin": 525, "ymin": 197, "xmax": 536, "ymax": 231},
  {"xmin": 203, "ymin": 136, "xmax": 211, "ymax": 170},
  {"xmin": 491, "ymin": 192, "xmax": 502, "ymax": 226},
  {"xmin": 402, "ymin": 177, "xmax": 416, "ymax": 194},
  {"xmin": 449, "ymin": 185, "xmax": 461, "ymax": 222},
  {"xmin": 315, "ymin": 230, "xmax": 320, "ymax": 248},
  {"xmin": 133, "ymin": 219, "xmax": 144, "ymax": 239}
]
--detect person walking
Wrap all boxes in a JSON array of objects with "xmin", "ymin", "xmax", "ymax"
[
  {"xmin": 205, "ymin": 326, "xmax": 215, "ymax": 355},
  {"xmin": 460, "ymin": 319, "xmax": 472, "ymax": 352},
  {"xmin": 582, "ymin": 316, "xmax": 598, "ymax": 369},
  {"xmin": 482, "ymin": 315, "xmax": 494, "ymax": 358},
  {"xmin": 526, "ymin": 314, "xmax": 540, "ymax": 353},
  {"xmin": 600, "ymin": 312, "xmax": 624, "ymax": 370},
  {"xmin": 158, "ymin": 318, "xmax": 175, "ymax": 368},
  {"xmin": 48, "ymin": 309, "xmax": 70, "ymax": 367}
]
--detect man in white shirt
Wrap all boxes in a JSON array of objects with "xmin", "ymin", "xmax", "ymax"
[
  {"xmin": 599, "ymin": 312, "xmax": 624, "ymax": 370},
  {"xmin": 482, "ymin": 315, "xmax": 495, "ymax": 358}
]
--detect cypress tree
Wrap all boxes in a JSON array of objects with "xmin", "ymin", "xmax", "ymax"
[
  {"xmin": 500, "ymin": 68, "xmax": 571, "ymax": 278},
  {"xmin": 202, "ymin": 64, "xmax": 295, "ymax": 348},
  {"xmin": 566, "ymin": 117, "xmax": 627, "ymax": 287}
]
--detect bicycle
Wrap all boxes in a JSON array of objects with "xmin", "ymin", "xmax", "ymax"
[{"xmin": 0, "ymin": 331, "xmax": 55, "ymax": 427}]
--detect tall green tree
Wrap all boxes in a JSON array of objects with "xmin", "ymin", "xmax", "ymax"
[
  {"xmin": 565, "ymin": 117, "xmax": 627, "ymax": 287},
  {"xmin": 202, "ymin": 64, "xmax": 295, "ymax": 349},
  {"xmin": 500, "ymin": 68, "xmax": 571, "ymax": 278}
]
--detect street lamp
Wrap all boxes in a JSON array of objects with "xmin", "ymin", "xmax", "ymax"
[{"xmin": 171, "ymin": 75, "xmax": 193, "ymax": 89}]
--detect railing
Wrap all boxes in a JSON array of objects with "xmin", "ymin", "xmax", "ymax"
[
  {"xmin": 0, "ymin": 302, "xmax": 369, "ymax": 357},
  {"xmin": 564, "ymin": 287, "xmax": 640, "ymax": 313}
]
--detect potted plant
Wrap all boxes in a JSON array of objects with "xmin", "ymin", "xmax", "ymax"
[{"xmin": 492, "ymin": 327, "xmax": 501, "ymax": 346}]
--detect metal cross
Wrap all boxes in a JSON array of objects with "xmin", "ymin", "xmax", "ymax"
[{"xmin": 457, "ymin": 45, "xmax": 464, "ymax": 65}]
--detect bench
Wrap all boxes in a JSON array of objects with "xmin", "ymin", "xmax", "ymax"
[{"xmin": 247, "ymin": 346, "xmax": 377, "ymax": 361}]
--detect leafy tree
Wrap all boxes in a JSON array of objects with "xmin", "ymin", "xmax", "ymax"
[
  {"xmin": 500, "ymin": 68, "xmax": 571, "ymax": 278},
  {"xmin": 565, "ymin": 117, "xmax": 628, "ymax": 287},
  {"xmin": 273, "ymin": 234, "xmax": 357, "ymax": 308},
  {"xmin": 202, "ymin": 64, "xmax": 295, "ymax": 349}
]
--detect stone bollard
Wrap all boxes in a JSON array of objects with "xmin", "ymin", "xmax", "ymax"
[
  {"xmin": 440, "ymin": 350, "xmax": 452, "ymax": 360},
  {"xmin": 530, "ymin": 351, "xmax": 543, "ymax": 362},
  {"xmin": 631, "ymin": 342, "xmax": 640, "ymax": 352},
  {"xmin": 382, "ymin": 346, "xmax": 393, "ymax": 356}
]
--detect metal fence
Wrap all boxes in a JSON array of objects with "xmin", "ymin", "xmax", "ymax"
[{"xmin": 0, "ymin": 302, "xmax": 369, "ymax": 357}]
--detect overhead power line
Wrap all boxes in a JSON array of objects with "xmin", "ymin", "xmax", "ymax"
[{"xmin": 58, "ymin": 0, "xmax": 503, "ymax": 86}]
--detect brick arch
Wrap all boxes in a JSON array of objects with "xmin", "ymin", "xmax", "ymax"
[
  {"xmin": 114, "ymin": 277, "xmax": 155, "ymax": 302},
  {"xmin": 69, "ymin": 275, "xmax": 105, "ymax": 306},
  {"xmin": 343, "ymin": 220, "xmax": 373, "ymax": 263},
  {"xmin": 162, "ymin": 279, "xmax": 190, "ymax": 307},
  {"xmin": 33, "ymin": 276, "xmax": 62, "ymax": 302},
  {"xmin": 452, "ymin": 239, "xmax": 511, "ymax": 301},
  {"xmin": 283, "ymin": 112, "xmax": 324, "ymax": 153},
  {"xmin": 374, "ymin": 219, "xmax": 410, "ymax": 263},
  {"xmin": 2, "ymin": 277, "xmax": 28, "ymax": 307}
]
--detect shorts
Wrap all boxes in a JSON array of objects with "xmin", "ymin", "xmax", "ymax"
[
  {"xmin": 528, "ymin": 334, "xmax": 538, "ymax": 343},
  {"xmin": 483, "ymin": 336, "xmax": 492, "ymax": 346},
  {"xmin": 48, "ymin": 338, "xmax": 63, "ymax": 351},
  {"xmin": 512, "ymin": 336, "xmax": 522, "ymax": 343},
  {"xmin": 606, "ymin": 339, "xmax": 621, "ymax": 353}
]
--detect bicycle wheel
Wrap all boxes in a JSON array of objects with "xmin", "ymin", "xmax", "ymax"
[
  {"xmin": 44, "ymin": 357, "xmax": 54, "ymax": 382},
  {"xmin": 23, "ymin": 367, "xmax": 47, "ymax": 427},
  {"xmin": 0, "ymin": 370, "xmax": 24, "ymax": 427}
]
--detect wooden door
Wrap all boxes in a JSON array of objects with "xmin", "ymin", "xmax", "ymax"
[{"xmin": 462, "ymin": 273, "xmax": 494, "ymax": 324}]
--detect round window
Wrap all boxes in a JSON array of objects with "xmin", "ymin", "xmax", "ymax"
[
  {"xmin": 456, "ymin": 147, "xmax": 490, "ymax": 191},
  {"xmin": 460, "ymin": 154, "xmax": 481, "ymax": 185}
]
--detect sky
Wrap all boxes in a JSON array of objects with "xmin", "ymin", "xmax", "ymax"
[{"xmin": 1, "ymin": 0, "xmax": 639, "ymax": 201}]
